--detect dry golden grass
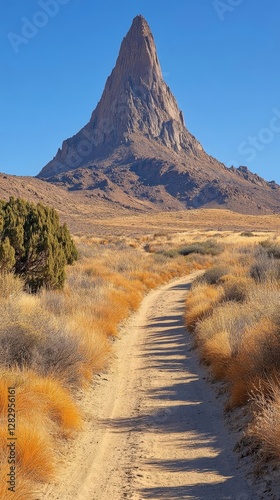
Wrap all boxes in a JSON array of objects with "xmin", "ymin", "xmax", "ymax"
[
  {"xmin": 16, "ymin": 423, "xmax": 56, "ymax": 482},
  {"xmin": 248, "ymin": 381, "xmax": 280, "ymax": 460},
  {"xmin": 29, "ymin": 377, "xmax": 82, "ymax": 434},
  {"xmin": 0, "ymin": 459, "xmax": 33, "ymax": 500},
  {"xmin": 200, "ymin": 330, "xmax": 231, "ymax": 380},
  {"xmin": 226, "ymin": 316, "xmax": 280, "ymax": 408},
  {"xmin": 0, "ymin": 221, "xmax": 278, "ymax": 496},
  {"xmin": 185, "ymin": 283, "xmax": 224, "ymax": 332},
  {"xmin": 70, "ymin": 208, "xmax": 280, "ymax": 236},
  {"xmin": 67, "ymin": 316, "xmax": 112, "ymax": 382},
  {"xmin": 0, "ymin": 370, "xmax": 39, "ymax": 418},
  {"xmin": 184, "ymin": 238, "xmax": 280, "ymax": 467},
  {"xmin": 0, "ymin": 421, "xmax": 52, "ymax": 494},
  {"xmin": 188, "ymin": 270, "xmax": 280, "ymax": 406},
  {"xmin": 0, "ymin": 368, "xmax": 81, "ymax": 496},
  {"xmin": 0, "ymin": 273, "xmax": 23, "ymax": 299}
]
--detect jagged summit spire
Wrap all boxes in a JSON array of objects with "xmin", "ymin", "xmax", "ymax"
[
  {"xmin": 129, "ymin": 15, "xmax": 155, "ymax": 44},
  {"xmin": 84, "ymin": 15, "xmax": 195, "ymax": 151},
  {"xmin": 131, "ymin": 15, "xmax": 151, "ymax": 33},
  {"xmin": 111, "ymin": 14, "xmax": 163, "ymax": 88}
]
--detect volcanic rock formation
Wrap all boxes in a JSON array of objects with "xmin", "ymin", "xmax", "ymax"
[{"xmin": 38, "ymin": 15, "xmax": 280, "ymax": 214}]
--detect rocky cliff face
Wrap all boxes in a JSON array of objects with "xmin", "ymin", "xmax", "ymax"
[{"xmin": 38, "ymin": 16, "xmax": 280, "ymax": 214}]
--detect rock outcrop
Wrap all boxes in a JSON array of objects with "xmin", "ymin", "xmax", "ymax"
[{"xmin": 38, "ymin": 15, "xmax": 280, "ymax": 214}]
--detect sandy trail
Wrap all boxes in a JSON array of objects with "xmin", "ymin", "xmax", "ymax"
[{"xmin": 39, "ymin": 273, "xmax": 255, "ymax": 500}]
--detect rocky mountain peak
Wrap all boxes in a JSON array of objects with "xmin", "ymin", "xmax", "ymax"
[
  {"xmin": 39, "ymin": 15, "xmax": 201, "ymax": 178},
  {"xmin": 114, "ymin": 14, "xmax": 163, "ymax": 86},
  {"xmin": 36, "ymin": 16, "xmax": 280, "ymax": 216}
]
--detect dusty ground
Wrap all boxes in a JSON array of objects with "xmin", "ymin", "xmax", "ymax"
[
  {"xmin": 38, "ymin": 273, "xmax": 260, "ymax": 500},
  {"xmin": 80, "ymin": 209, "xmax": 280, "ymax": 236}
]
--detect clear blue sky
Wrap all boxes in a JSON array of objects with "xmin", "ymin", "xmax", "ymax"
[{"xmin": 1, "ymin": 0, "xmax": 280, "ymax": 182}]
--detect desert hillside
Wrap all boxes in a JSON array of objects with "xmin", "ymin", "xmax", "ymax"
[{"xmin": 0, "ymin": 174, "xmax": 279, "ymax": 236}]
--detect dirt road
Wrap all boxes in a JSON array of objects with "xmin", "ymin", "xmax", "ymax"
[{"xmin": 39, "ymin": 273, "xmax": 255, "ymax": 500}]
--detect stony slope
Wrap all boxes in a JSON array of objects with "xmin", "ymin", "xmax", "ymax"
[
  {"xmin": 0, "ymin": 172, "xmax": 279, "ymax": 235},
  {"xmin": 0, "ymin": 172, "xmax": 145, "ymax": 233}
]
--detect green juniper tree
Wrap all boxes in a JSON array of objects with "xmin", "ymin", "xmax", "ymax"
[{"xmin": 0, "ymin": 198, "xmax": 77, "ymax": 291}]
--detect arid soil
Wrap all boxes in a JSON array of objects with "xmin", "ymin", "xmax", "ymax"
[
  {"xmin": 0, "ymin": 173, "xmax": 279, "ymax": 236},
  {"xmin": 37, "ymin": 273, "xmax": 259, "ymax": 500}
]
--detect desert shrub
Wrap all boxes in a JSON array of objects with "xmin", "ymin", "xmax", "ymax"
[
  {"xmin": 184, "ymin": 253, "xmax": 213, "ymax": 267},
  {"xmin": 0, "ymin": 323, "xmax": 40, "ymax": 368},
  {"xmin": 259, "ymin": 239, "xmax": 280, "ymax": 259},
  {"xmin": 0, "ymin": 301, "xmax": 86, "ymax": 385},
  {"xmin": 0, "ymin": 368, "xmax": 82, "ymax": 433},
  {"xmin": 0, "ymin": 368, "xmax": 82, "ymax": 496},
  {"xmin": 38, "ymin": 289, "xmax": 66, "ymax": 316},
  {"xmin": 240, "ymin": 231, "xmax": 255, "ymax": 237},
  {"xmin": 250, "ymin": 253, "xmax": 280, "ymax": 282},
  {"xmin": 232, "ymin": 319, "xmax": 280, "ymax": 384},
  {"xmin": 0, "ymin": 236, "xmax": 16, "ymax": 272},
  {"xmin": 224, "ymin": 285, "xmax": 280, "ymax": 407},
  {"xmin": 75, "ymin": 328, "xmax": 112, "ymax": 382},
  {"xmin": 185, "ymin": 238, "xmax": 280, "ymax": 471},
  {"xmin": 192, "ymin": 291, "xmax": 279, "ymax": 396},
  {"xmin": 246, "ymin": 282, "xmax": 280, "ymax": 316},
  {"xmin": 0, "ymin": 197, "xmax": 77, "ymax": 291},
  {"xmin": 161, "ymin": 249, "xmax": 179, "ymax": 258},
  {"xmin": 198, "ymin": 265, "xmax": 229, "ymax": 285},
  {"xmin": 179, "ymin": 239, "xmax": 222, "ymax": 257},
  {"xmin": 220, "ymin": 275, "xmax": 252, "ymax": 302},
  {"xmin": 34, "ymin": 331, "xmax": 85, "ymax": 385}
]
